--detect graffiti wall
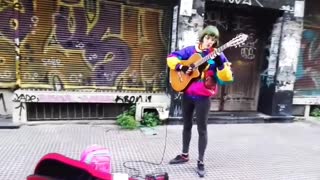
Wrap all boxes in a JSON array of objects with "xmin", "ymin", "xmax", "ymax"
[
  {"xmin": 0, "ymin": 0, "xmax": 171, "ymax": 91},
  {"xmin": 207, "ymin": 0, "xmax": 295, "ymax": 10},
  {"xmin": 295, "ymin": 29, "xmax": 320, "ymax": 95},
  {"xmin": 294, "ymin": 0, "xmax": 320, "ymax": 95},
  {"xmin": 0, "ymin": 0, "xmax": 17, "ymax": 87}
]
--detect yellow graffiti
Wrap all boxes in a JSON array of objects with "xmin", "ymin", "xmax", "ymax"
[
  {"xmin": 0, "ymin": 0, "xmax": 168, "ymax": 91},
  {"xmin": 0, "ymin": 57, "xmax": 5, "ymax": 64}
]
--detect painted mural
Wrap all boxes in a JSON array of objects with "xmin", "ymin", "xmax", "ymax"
[
  {"xmin": 294, "ymin": 1, "xmax": 320, "ymax": 95},
  {"xmin": 0, "ymin": 0, "xmax": 169, "ymax": 91},
  {"xmin": 0, "ymin": 0, "xmax": 17, "ymax": 87}
]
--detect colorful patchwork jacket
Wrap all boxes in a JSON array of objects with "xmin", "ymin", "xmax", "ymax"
[{"xmin": 167, "ymin": 44, "xmax": 233, "ymax": 97}]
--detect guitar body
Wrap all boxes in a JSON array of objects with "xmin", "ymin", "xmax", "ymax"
[
  {"xmin": 169, "ymin": 33, "xmax": 248, "ymax": 92},
  {"xmin": 169, "ymin": 53, "xmax": 202, "ymax": 92}
]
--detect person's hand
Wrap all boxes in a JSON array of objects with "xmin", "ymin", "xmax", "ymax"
[
  {"xmin": 177, "ymin": 64, "xmax": 193, "ymax": 74},
  {"xmin": 213, "ymin": 48, "xmax": 221, "ymax": 55},
  {"xmin": 212, "ymin": 49, "xmax": 223, "ymax": 67}
]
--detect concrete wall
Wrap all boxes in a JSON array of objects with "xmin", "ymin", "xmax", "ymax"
[
  {"xmin": 0, "ymin": 89, "xmax": 14, "ymax": 115},
  {"xmin": 169, "ymin": 0, "xmax": 205, "ymax": 118}
]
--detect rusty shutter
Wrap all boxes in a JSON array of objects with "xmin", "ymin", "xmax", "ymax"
[
  {"xmin": 0, "ymin": 1, "xmax": 17, "ymax": 88},
  {"xmin": 18, "ymin": 0, "xmax": 172, "ymax": 92},
  {"xmin": 294, "ymin": 0, "xmax": 320, "ymax": 95}
]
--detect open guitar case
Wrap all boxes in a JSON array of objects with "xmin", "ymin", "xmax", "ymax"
[{"xmin": 26, "ymin": 153, "xmax": 114, "ymax": 180}]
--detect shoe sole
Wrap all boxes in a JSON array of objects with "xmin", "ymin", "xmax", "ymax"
[
  {"xmin": 169, "ymin": 160, "xmax": 189, "ymax": 164},
  {"xmin": 195, "ymin": 168, "xmax": 205, "ymax": 178}
]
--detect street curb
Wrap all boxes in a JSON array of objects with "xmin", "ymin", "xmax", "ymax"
[{"xmin": 294, "ymin": 117, "xmax": 320, "ymax": 126}]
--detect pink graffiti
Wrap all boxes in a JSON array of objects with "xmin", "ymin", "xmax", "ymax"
[{"xmin": 36, "ymin": 94, "xmax": 114, "ymax": 103}]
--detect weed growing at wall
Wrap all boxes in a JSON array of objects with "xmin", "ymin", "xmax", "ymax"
[
  {"xmin": 116, "ymin": 105, "xmax": 161, "ymax": 129},
  {"xmin": 311, "ymin": 106, "xmax": 320, "ymax": 119},
  {"xmin": 116, "ymin": 105, "xmax": 139, "ymax": 130}
]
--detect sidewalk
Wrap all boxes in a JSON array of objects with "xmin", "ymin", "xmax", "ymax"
[{"xmin": 0, "ymin": 121, "xmax": 320, "ymax": 179}]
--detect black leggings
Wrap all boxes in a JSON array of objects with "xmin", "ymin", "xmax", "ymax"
[{"xmin": 182, "ymin": 94, "xmax": 211, "ymax": 162}]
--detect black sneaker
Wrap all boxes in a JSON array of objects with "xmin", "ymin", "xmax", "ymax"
[
  {"xmin": 169, "ymin": 154, "xmax": 189, "ymax": 164},
  {"xmin": 197, "ymin": 161, "xmax": 205, "ymax": 177}
]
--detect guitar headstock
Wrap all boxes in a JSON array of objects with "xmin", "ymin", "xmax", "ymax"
[{"xmin": 226, "ymin": 33, "xmax": 249, "ymax": 48}]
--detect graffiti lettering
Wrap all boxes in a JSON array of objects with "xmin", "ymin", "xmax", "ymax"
[
  {"xmin": 115, "ymin": 95, "xmax": 152, "ymax": 104},
  {"xmin": 15, "ymin": 103, "xmax": 24, "ymax": 116},
  {"xmin": 42, "ymin": 58, "xmax": 61, "ymax": 67},
  {"xmin": 13, "ymin": 93, "xmax": 39, "ymax": 116},
  {"xmin": 170, "ymin": 93, "xmax": 182, "ymax": 117},
  {"xmin": 0, "ymin": 93, "xmax": 7, "ymax": 113},
  {"xmin": 36, "ymin": 94, "xmax": 114, "ymax": 103},
  {"xmin": 103, "ymin": 71, "xmax": 117, "ymax": 82},
  {"xmin": 277, "ymin": 104, "xmax": 287, "ymax": 112},
  {"xmin": 0, "ymin": 71, "xmax": 13, "ymax": 79},
  {"xmin": 22, "ymin": 72, "xmax": 38, "ymax": 80},
  {"xmin": 88, "ymin": 53, "xmax": 98, "ymax": 61},
  {"xmin": 240, "ymin": 35, "xmax": 258, "ymax": 60},
  {"xmin": 241, "ymin": 48, "xmax": 255, "ymax": 60},
  {"xmin": 13, "ymin": 94, "xmax": 39, "ymax": 102},
  {"xmin": 69, "ymin": 73, "xmax": 83, "ymax": 83},
  {"xmin": 221, "ymin": 0, "xmax": 263, "ymax": 7}
]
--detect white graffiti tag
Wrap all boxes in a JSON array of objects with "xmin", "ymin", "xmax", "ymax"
[
  {"xmin": 222, "ymin": 0, "xmax": 263, "ymax": 7},
  {"xmin": 0, "ymin": 71, "xmax": 13, "ymax": 79},
  {"xmin": 240, "ymin": 35, "xmax": 259, "ymax": 60}
]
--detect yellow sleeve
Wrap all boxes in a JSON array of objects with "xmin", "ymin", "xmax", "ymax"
[
  {"xmin": 217, "ymin": 62, "xmax": 234, "ymax": 83},
  {"xmin": 167, "ymin": 56, "xmax": 181, "ymax": 70}
]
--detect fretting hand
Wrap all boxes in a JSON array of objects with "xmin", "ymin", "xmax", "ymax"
[{"xmin": 212, "ymin": 48, "xmax": 223, "ymax": 67}]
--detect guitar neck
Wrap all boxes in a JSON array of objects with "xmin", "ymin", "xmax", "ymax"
[{"xmin": 194, "ymin": 43, "xmax": 229, "ymax": 68}]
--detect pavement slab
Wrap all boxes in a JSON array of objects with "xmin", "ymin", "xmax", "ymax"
[{"xmin": 0, "ymin": 121, "xmax": 320, "ymax": 180}]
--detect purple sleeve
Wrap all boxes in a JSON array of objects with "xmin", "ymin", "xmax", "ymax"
[
  {"xmin": 219, "ymin": 52, "xmax": 229, "ymax": 63},
  {"xmin": 209, "ymin": 52, "xmax": 229, "ymax": 71},
  {"xmin": 168, "ymin": 46, "xmax": 195, "ymax": 60}
]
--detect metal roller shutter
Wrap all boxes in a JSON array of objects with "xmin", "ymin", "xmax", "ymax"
[
  {"xmin": 0, "ymin": 1, "xmax": 17, "ymax": 88},
  {"xmin": 18, "ymin": 0, "xmax": 173, "ymax": 92},
  {"xmin": 294, "ymin": 0, "xmax": 320, "ymax": 95}
]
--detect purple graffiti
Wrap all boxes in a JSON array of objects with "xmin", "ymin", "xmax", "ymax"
[
  {"xmin": 91, "ymin": 37, "xmax": 130, "ymax": 86},
  {"xmin": 0, "ymin": 0, "xmax": 33, "ymax": 41},
  {"xmin": 55, "ymin": 2, "xmax": 122, "ymax": 65},
  {"xmin": 55, "ymin": 1, "xmax": 128, "ymax": 86}
]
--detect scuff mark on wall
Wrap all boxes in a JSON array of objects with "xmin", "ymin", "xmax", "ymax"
[
  {"xmin": 261, "ymin": 18, "xmax": 281, "ymax": 87},
  {"xmin": 276, "ymin": 12, "xmax": 303, "ymax": 91},
  {"xmin": 170, "ymin": 0, "xmax": 205, "ymax": 118},
  {"xmin": 177, "ymin": 0, "xmax": 205, "ymax": 49}
]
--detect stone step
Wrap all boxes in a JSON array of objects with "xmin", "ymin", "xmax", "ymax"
[
  {"xmin": 168, "ymin": 111, "xmax": 294, "ymax": 125},
  {"xmin": 0, "ymin": 115, "xmax": 20, "ymax": 129}
]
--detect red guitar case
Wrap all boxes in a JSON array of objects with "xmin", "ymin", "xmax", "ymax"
[{"xmin": 26, "ymin": 153, "xmax": 114, "ymax": 180}]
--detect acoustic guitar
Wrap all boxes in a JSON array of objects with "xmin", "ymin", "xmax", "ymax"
[{"xmin": 169, "ymin": 33, "xmax": 248, "ymax": 92}]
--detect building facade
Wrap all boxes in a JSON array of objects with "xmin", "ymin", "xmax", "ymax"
[
  {"xmin": 292, "ymin": 0, "xmax": 320, "ymax": 118},
  {"xmin": 0, "ymin": 0, "xmax": 177, "ymax": 123},
  {"xmin": 0, "ymin": 0, "xmax": 309, "ymax": 124},
  {"xmin": 169, "ymin": 0, "xmax": 305, "ymax": 120}
]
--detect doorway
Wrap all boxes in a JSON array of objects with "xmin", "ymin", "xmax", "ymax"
[{"xmin": 205, "ymin": 2, "xmax": 282, "ymax": 111}]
